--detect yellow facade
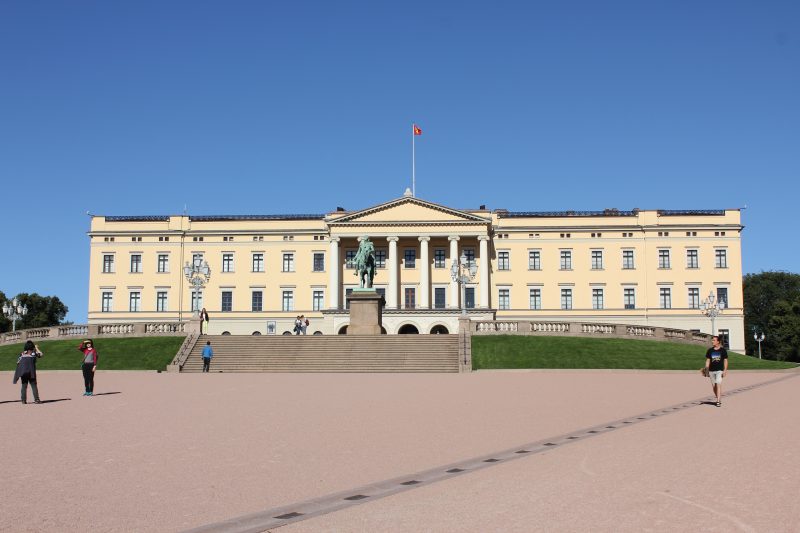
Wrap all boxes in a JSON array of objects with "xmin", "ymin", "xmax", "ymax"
[{"xmin": 87, "ymin": 194, "xmax": 745, "ymax": 349}]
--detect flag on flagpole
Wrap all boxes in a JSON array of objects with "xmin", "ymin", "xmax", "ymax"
[{"xmin": 413, "ymin": 124, "xmax": 422, "ymax": 136}]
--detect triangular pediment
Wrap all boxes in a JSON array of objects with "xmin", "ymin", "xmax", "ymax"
[{"xmin": 328, "ymin": 197, "xmax": 491, "ymax": 225}]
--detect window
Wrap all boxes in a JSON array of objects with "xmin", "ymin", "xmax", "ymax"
[
  {"xmin": 130, "ymin": 254, "xmax": 142, "ymax": 273},
  {"xmin": 686, "ymin": 249, "xmax": 699, "ymax": 269},
  {"xmin": 434, "ymin": 249, "xmax": 446, "ymax": 268},
  {"xmin": 658, "ymin": 249, "xmax": 670, "ymax": 269},
  {"xmin": 376, "ymin": 287, "xmax": 386, "ymax": 308},
  {"xmin": 345, "ymin": 250, "xmax": 356, "ymax": 269},
  {"xmin": 715, "ymin": 249, "xmax": 728, "ymax": 268},
  {"xmin": 622, "ymin": 250, "xmax": 635, "ymax": 269},
  {"xmin": 465, "ymin": 287, "xmax": 475, "ymax": 309},
  {"xmin": 374, "ymin": 250, "xmax": 386, "ymax": 268},
  {"xmin": 282, "ymin": 290, "xmax": 294, "ymax": 311},
  {"xmin": 463, "ymin": 249, "xmax": 475, "ymax": 267},
  {"xmin": 592, "ymin": 289, "xmax": 604, "ymax": 309},
  {"xmin": 102, "ymin": 254, "xmax": 115, "ymax": 273},
  {"xmin": 129, "ymin": 291, "xmax": 141, "ymax": 312},
  {"xmin": 717, "ymin": 287, "xmax": 728, "ymax": 307},
  {"xmin": 222, "ymin": 253, "xmax": 234, "ymax": 273},
  {"xmin": 591, "ymin": 250, "xmax": 603, "ymax": 270},
  {"xmin": 498, "ymin": 251, "xmax": 510, "ymax": 270},
  {"xmin": 344, "ymin": 288, "xmax": 353, "ymax": 309},
  {"xmin": 282, "ymin": 253, "xmax": 294, "ymax": 272},
  {"xmin": 404, "ymin": 287, "xmax": 416, "ymax": 309},
  {"xmin": 313, "ymin": 253, "xmax": 324, "ymax": 272},
  {"xmin": 101, "ymin": 292, "xmax": 113, "ymax": 312},
  {"xmin": 688, "ymin": 288, "xmax": 700, "ymax": 309},
  {"xmin": 156, "ymin": 291, "xmax": 168, "ymax": 312},
  {"xmin": 221, "ymin": 291, "xmax": 232, "ymax": 312},
  {"xmin": 404, "ymin": 249, "xmax": 416, "ymax": 268},
  {"xmin": 560, "ymin": 289, "xmax": 572, "ymax": 310},
  {"xmin": 528, "ymin": 250, "xmax": 541, "ymax": 270},
  {"xmin": 529, "ymin": 288, "xmax": 541, "ymax": 310},
  {"xmin": 560, "ymin": 250, "xmax": 572, "ymax": 270},
  {"xmin": 312, "ymin": 290, "xmax": 324, "ymax": 311},
  {"xmin": 719, "ymin": 329, "xmax": 730, "ymax": 348},
  {"xmin": 624, "ymin": 288, "xmax": 636, "ymax": 309},
  {"xmin": 252, "ymin": 291, "xmax": 263, "ymax": 312},
  {"xmin": 252, "ymin": 253, "xmax": 264, "ymax": 273},
  {"xmin": 498, "ymin": 289, "xmax": 510, "ymax": 310},
  {"xmin": 434, "ymin": 287, "xmax": 446, "ymax": 309},
  {"xmin": 192, "ymin": 253, "xmax": 204, "ymax": 266},
  {"xmin": 659, "ymin": 288, "xmax": 672, "ymax": 309},
  {"xmin": 191, "ymin": 291, "xmax": 203, "ymax": 312},
  {"xmin": 157, "ymin": 254, "xmax": 169, "ymax": 273}
]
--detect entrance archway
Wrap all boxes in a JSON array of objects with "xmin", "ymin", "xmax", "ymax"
[
  {"xmin": 338, "ymin": 325, "xmax": 348, "ymax": 335},
  {"xmin": 398, "ymin": 324, "xmax": 419, "ymax": 334},
  {"xmin": 430, "ymin": 325, "xmax": 449, "ymax": 334}
]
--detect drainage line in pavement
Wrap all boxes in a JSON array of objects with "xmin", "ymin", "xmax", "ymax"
[{"xmin": 183, "ymin": 372, "xmax": 798, "ymax": 533}]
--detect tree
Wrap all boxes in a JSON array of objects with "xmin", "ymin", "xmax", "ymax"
[
  {"xmin": 0, "ymin": 291, "xmax": 69, "ymax": 333},
  {"xmin": 742, "ymin": 271, "xmax": 800, "ymax": 358},
  {"xmin": 767, "ymin": 298, "xmax": 800, "ymax": 362}
]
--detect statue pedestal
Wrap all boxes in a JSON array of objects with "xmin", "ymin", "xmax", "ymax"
[{"xmin": 347, "ymin": 289, "xmax": 385, "ymax": 335}]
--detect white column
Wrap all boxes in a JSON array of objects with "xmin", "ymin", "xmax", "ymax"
[
  {"xmin": 328, "ymin": 237, "xmax": 340, "ymax": 309},
  {"xmin": 449, "ymin": 236, "xmax": 460, "ymax": 309},
  {"xmin": 479, "ymin": 236, "xmax": 490, "ymax": 308},
  {"xmin": 418, "ymin": 236, "xmax": 430, "ymax": 309},
  {"xmin": 387, "ymin": 237, "xmax": 399, "ymax": 309}
]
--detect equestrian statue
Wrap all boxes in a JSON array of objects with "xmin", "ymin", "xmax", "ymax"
[{"xmin": 353, "ymin": 236, "xmax": 377, "ymax": 289}]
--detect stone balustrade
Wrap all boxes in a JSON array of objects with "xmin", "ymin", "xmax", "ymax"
[
  {"xmin": 0, "ymin": 321, "xmax": 197, "ymax": 346},
  {"xmin": 472, "ymin": 320, "xmax": 711, "ymax": 346}
]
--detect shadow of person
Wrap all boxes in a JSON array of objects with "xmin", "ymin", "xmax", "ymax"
[{"xmin": 91, "ymin": 392, "xmax": 122, "ymax": 396}]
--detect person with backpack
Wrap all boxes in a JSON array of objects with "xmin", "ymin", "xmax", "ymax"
[
  {"xmin": 13, "ymin": 341, "xmax": 43, "ymax": 404},
  {"xmin": 78, "ymin": 339, "xmax": 99, "ymax": 396}
]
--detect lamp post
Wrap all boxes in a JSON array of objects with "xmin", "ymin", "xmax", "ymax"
[
  {"xmin": 700, "ymin": 291, "xmax": 725, "ymax": 337},
  {"xmin": 451, "ymin": 252, "xmax": 477, "ymax": 317},
  {"xmin": 2, "ymin": 297, "xmax": 28, "ymax": 332},
  {"xmin": 753, "ymin": 331, "xmax": 765, "ymax": 359},
  {"xmin": 183, "ymin": 257, "xmax": 211, "ymax": 319}
]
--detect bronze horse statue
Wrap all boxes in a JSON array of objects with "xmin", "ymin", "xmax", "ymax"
[{"xmin": 353, "ymin": 237, "xmax": 376, "ymax": 288}]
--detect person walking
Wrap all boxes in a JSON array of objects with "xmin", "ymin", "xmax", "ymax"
[
  {"xmin": 13, "ymin": 341, "xmax": 42, "ymax": 404},
  {"xmin": 294, "ymin": 316, "xmax": 302, "ymax": 335},
  {"xmin": 300, "ymin": 315, "xmax": 308, "ymax": 335},
  {"xmin": 704, "ymin": 335, "xmax": 728, "ymax": 407},
  {"xmin": 199, "ymin": 308, "xmax": 210, "ymax": 335},
  {"xmin": 201, "ymin": 341, "xmax": 213, "ymax": 372},
  {"xmin": 78, "ymin": 339, "xmax": 99, "ymax": 396}
]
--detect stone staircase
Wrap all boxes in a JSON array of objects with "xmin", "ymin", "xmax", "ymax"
[{"xmin": 181, "ymin": 334, "xmax": 460, "ymax": 373}]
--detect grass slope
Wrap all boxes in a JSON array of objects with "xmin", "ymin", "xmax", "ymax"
[
  {"xmin": 0, "ymin": 337, "xmax": 185, "ymax": 371},
  {"xmin": 472, "ymin": 336, "xmax": 798, "ymax": 370}
]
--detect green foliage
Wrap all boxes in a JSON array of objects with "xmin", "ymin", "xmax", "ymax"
[
  {"xmin": 471, "ymin": 335, "xmax": 797, "ymax": 370},
  {"xmin": 743, "ymin": 271, "xmax": 800, "ymax": 361},
  {"xmin": 767, "ymin": 298, "xmax": 800, "ymax": 362},
  {"xmin": 0, "ymin": 337, "xmax": 185, "ymax": 371},
  {"xmin": 0, "ymin": 291, "xmax": 69, "ymax": 333}
]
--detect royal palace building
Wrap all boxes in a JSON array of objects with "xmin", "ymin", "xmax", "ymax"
[{"xmin": 87, "ymin": 192, "xmax": 745, "ymax": 350}]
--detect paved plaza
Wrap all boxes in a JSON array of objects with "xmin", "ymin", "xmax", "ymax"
[{"xmin": 2, "ymin": 369, "xmax": 798, "ymax": 532}]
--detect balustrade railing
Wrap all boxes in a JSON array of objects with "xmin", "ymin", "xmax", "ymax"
[
  {"xmin": 473, "ymin": 320, "xmax": 710, "ymax": 346},
  {"xmin": 0, "ymin": 321, "xmax": 194, "ymax": 346},
  {"xmin": 531, "ymin": 322, "xmax": 570, "ymax": 333}
]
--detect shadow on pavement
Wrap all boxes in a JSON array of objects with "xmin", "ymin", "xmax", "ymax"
[{"xmin": 91, "ymin": 392, "xmax": 122, "ymax": 396}]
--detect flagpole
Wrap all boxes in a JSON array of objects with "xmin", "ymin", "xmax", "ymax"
[{"xmin": 412, "ymin": 122, "xmax": 416, "ymax": 197}]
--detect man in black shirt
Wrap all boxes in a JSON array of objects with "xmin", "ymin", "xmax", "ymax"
[{"xmin": 704, "ymin": 335, "xmax": 728, "ymax": 407}]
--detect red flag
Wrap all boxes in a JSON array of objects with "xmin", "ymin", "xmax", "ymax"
[{"xmin": 413, "ymin": 124, "xmax": 422, "ymax": 136}]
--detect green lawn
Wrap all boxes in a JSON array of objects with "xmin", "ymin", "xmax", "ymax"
[
  {"xmin": 0, "ymin": 337, "xmax": 186, "ymax": 371},
  {"xmin": 472, "ymin": 335, "xmax": 798, "ymax": 370}
]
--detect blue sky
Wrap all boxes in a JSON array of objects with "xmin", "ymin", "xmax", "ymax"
[{"xmin": 1, "ymin": 1, "xmax": 798, "ymax": 322}]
